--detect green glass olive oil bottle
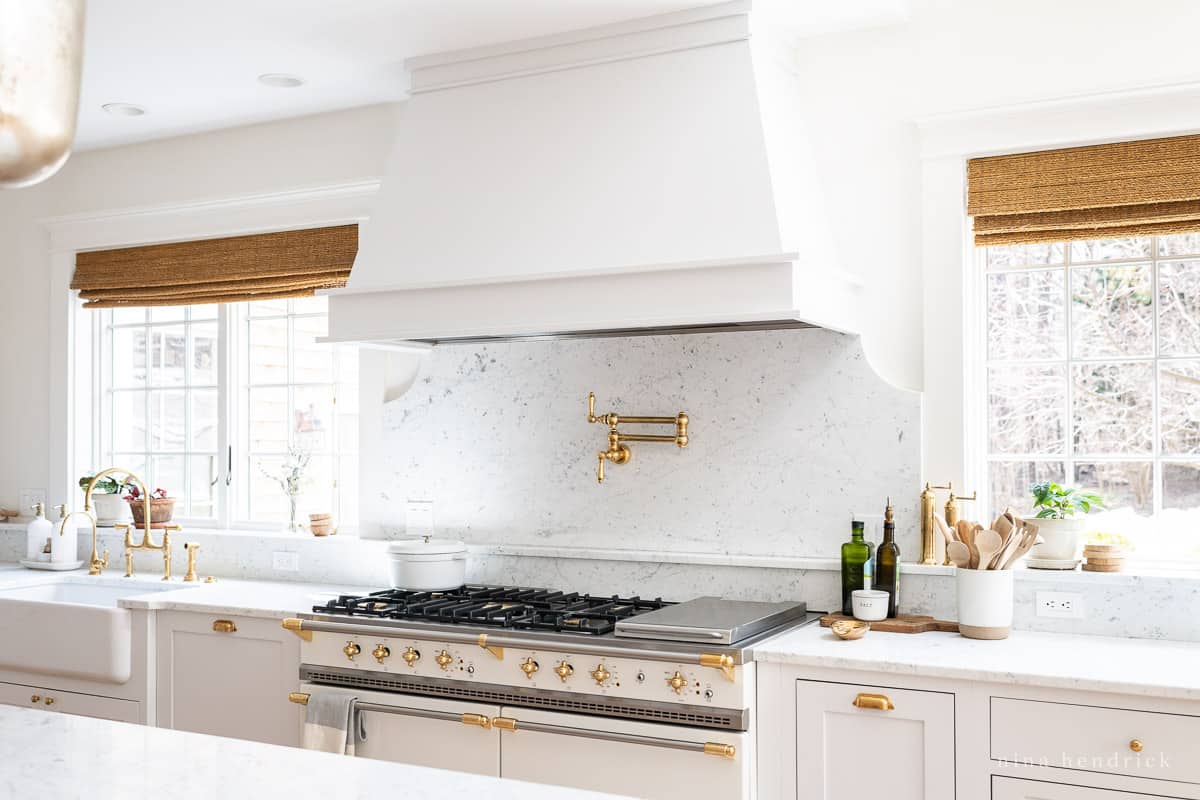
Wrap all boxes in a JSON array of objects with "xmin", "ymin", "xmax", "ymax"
[
  {"xmin": 874, "ymin": 498, "xmax": 901, "ymax": 617},
  {"xmin": 840, "ymin": 520, "xmax": 874, "ymax": 615}
]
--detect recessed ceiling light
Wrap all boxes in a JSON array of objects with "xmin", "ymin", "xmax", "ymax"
[
  {"xmin": 258, "ymin": 73, "xmax": 305, "ymax": 89},
  {"xmin": 102, "ymin": 102, "xmax": 146, "ymax": 117}
]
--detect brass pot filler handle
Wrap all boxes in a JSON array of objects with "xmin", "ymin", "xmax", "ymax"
[
  {"xmin": 587, "ymin": 392, "xmax": 689, "ymax": 484},
  {"xmin": 852, "ymin": 692, "xmax": 896, "ymax": 711}
]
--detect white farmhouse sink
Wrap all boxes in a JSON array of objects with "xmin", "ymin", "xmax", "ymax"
[{"xmin": 0, "ymin": 579, "xmax": 178, "ymax": 684}]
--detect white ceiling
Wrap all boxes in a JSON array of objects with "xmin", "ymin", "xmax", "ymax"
[{"xmin": 75, "ymin": 0, "xmax": 909, "ymax": 150}]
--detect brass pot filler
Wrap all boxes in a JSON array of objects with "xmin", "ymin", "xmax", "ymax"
[{"xmin": 587, "ymin": 392, "xmax": 689, "ymax": 483}]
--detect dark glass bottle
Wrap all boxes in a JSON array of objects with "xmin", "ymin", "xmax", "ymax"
[
  {"xmin": 840, "ymin": 521, "xmax": 874, "ymax": 615},
  {"xmin": 874, "ymin": 498, "xmax": 901, "ymax": 617}
]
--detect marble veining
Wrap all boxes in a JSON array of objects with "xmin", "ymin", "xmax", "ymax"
[
  {"xmin": 0, "ymin": 705, "xmax": 628, "ymax": 799},
  {"xmin": 755, "ymin": 622, "xmax": 1200, "ymax": 701}
]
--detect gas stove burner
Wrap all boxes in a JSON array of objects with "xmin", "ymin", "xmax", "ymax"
[{"xmin": 314, "ymin": 585, "xmax": 673, "ymax": 636}]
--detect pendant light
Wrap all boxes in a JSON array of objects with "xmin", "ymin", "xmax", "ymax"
[{"xmin": 0, "ymin": 0, "xmax": 86, "ymax": 188}]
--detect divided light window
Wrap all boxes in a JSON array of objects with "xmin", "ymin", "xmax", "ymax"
[
  {"xmin": 97, "ymin": 297, "xmax": 358, "ymax": 528},
  {"xmin": 982, "ymin": 234, "xmax": 1200, "ymax": 559}
]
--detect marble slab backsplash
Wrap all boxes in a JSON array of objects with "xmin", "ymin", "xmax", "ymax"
[{"xmin": 362, "ymin": 328, "xmax": 923, "ymax": 558}]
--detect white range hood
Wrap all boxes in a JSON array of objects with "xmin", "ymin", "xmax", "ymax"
[{"xmin": 326, "ymin": 0, "xmax": 860, "ymax": 345}]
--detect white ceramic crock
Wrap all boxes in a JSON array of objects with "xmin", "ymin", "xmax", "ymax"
[
  {"xmin": 956, "ymin": 568, "xmax": 1014, "ymax": 640},
  {"xmin": 851, "ymin": 589, "xmax": 890, "ymax": 622},
  {"xmin": 386, "ymin": 537, "xmax": 467, "ymax": 590},
  {"xmin": 1028, "ymin": 516, "xmax": 1087, "ymax": 561}
]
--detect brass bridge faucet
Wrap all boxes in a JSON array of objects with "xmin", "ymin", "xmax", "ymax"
[
  {"xmin": 587, "ymin": 392, "xmax": 689, "ymax": 483},
  {"xmin": 77, "ymin": 468, "xmax": 180, "ymax": 580}
]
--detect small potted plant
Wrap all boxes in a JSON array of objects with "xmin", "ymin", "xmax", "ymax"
[
  {"xmin": 126, "ymin": 485, "xmax": 175, "ymax": 529},
  {"xmin": 79, "ymin": 474, "xmax": 132, "ymax": 527},
  {"xmin": 1029, "ymin": 481, "xmax": 1104, "ymax": 562},
  {"xmin": 261, "ymin": 444, "xmax": 311, "ymax": 533}
]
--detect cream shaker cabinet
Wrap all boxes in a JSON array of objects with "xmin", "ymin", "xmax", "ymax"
[
  {"xmin": 794, "ymin": 679, "xmax": 956, "ymax": 800},
  {"xmin": 155, "ymin": 611, "xmax": 302, "ymax": 746},
  {"xmin": 993, "ymin": 777, "xmax": 1185, "ymax": 799},
  {"xmin": 0, "ymin": 680, "xmax": 139, "ymax": 723}
]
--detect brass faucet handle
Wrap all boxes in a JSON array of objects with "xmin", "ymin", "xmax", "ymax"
[
  {"xmin": 951, "ymin": 490, "xmax": 977, "ymax": 503},
  {"xmin": 596, "ymin": 452, "xmax": 606, "ymax": 484}
]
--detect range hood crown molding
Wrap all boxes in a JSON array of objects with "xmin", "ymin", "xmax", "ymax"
[{"xmin": 330, "ymin": 0, "xmax": 857, "ymax": 346}]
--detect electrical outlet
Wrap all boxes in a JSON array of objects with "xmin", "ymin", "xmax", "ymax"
[
  {"xmin": 272, "ymin": 551, "xmax": 300, "ymax": 572},
  {"xmin": 405, "ymin": 500, "xmax": 435, "ymax": 537},
  {"xmin": 1036, "ymin": 591, "xmax": 1084, "ymax": 619}
]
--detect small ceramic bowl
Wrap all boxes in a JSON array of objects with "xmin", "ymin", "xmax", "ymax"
[
  {"xmin": 851, "ymin": 589, "xmax": 890, "ymax": 622},
  {"xmin": 831, "ymin": 619, "xmax": 869, "ymax": 640}
]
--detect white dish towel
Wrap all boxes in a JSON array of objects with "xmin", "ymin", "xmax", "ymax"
[{"xmin": 301, "ymin": 692, "xmax": 367, "ymax": 755}]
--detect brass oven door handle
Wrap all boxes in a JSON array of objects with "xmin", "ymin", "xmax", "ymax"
[
  {"xmin": 852, "ymin": 693, "xmax": 895, "ymax": 711},
  {"xmin": 491, "ymin": 716, "xmax": 736, "ymax": 759}
]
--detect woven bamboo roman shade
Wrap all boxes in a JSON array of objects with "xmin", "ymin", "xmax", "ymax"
[
  {"xmin": 71, "ymin": 225, "xmax": 358, "ymax": 308},
  {"xmin": 967, "ymin": 134, "xmax": 1200, "ymax": 246}
]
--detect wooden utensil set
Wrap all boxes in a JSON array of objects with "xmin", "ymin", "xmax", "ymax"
[{"xmin": 934, "ymin": 510, "xmax": 1042, "ymax": 570}]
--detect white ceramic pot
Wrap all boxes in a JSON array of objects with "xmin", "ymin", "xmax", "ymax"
[
  {"xmin": 956, "ymin": 568, "xmax": 1013, "ymax": 640},
  {"xmin": 851, "ymin": 589, "xmax": 889, "ymax": 622},
  {"xmin": 387, "ymin": 537, "xmax": 467, "ymax": 591},
  {"xmin": 1029, "ymin": 516, "xmax": 1088, "ymax": 561},
  {"xmin": 91, "ymin": 493, "xmax": 132, "ymax": 527}
]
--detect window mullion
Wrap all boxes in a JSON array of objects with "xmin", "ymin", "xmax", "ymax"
[
  {"xmin": 1063, "ymin": 251, "xmax": 1074, "ymax": 489},
  {"xmin": 1151, "ymin": 237, "xmax": 1164, "ymax": 516}
]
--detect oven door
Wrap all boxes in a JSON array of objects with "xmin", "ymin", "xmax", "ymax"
[
  {"xmin": 496, "ymin": 707, "xmax": 750, "ymax": 800},
  {"xmin": 298, "ymin": 683, "xmax": 501, "ymax": 776}
]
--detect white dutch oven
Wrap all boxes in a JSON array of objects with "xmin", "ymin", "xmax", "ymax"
[{"xmin": 387, "ymin": 536, "xmax": 467, "ymax": 590}]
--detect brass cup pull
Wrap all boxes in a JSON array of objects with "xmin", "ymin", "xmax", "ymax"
[
  {"xmin": 1130, "ymin": 739, "xmax": 1144, "ymax": 753},
  {"xmin": 212, "ymin": 619, "xmax": 237, "ymax": 633},
  {"xmin": 852, "ymin": 693, "xmax": 895, "ymax": 711}
]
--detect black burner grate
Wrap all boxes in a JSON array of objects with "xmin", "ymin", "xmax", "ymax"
[{"xmin": 313, "ymin": 585, "xmax": 672, "ymax": 635}]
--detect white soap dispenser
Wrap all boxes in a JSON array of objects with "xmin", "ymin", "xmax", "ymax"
[
  {"xmin": 50, "ymin": 504, "xmax": 78, "ymax": 564},
  {"xmin": 26, "ymin": 503, "xmax": 51, "ymax": 562}
]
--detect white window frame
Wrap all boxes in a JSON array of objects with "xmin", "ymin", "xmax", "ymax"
[{"xmin": 975, "ymin": 240, "xmax": 1200, "ymax": 523}]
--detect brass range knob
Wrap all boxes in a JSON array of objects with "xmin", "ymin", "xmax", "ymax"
[
  {"xmin": 44, "ymin": 697, "xmax": 54, "ymax": 706},
  {"xmin": 590, "ymin": 664, "xmax": 611, "ymax": 686},
  {"xmin": 342, "ymin": 642, "xmax": 361, "ymax": 661},
  {"xmin": 402, "ymin": 647, "xmax": 421, "ymax": 667},
  {"xmin": 30, "ymin": 695, "xmax": 40, "ymax": 704},
  {"xmin": 520, "ymin": 657, "xmax": 540, "ymax": 679},
  {"xmin": 667, "ymin": 671, "xmax": 688, "ymax": 695},
  {"xmin": 372, "ymin": 644, "xmax": 391, "ymax": 664},
  {"xmin": 435, "ymin": 650, "xmax": 454, "ymax": 670},
  {"xmin": 554, "ymin": 661, "xmax": 574, "ymax": 682}
]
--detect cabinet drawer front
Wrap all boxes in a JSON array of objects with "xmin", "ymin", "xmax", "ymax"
[
  {"xmin": 992, "ymin": 698, "xmax": 1200, "ymax": 785},
  {"xmin": 992, "ymin": 776, "xmax": 1188, "ymax": 799},
  {"xmin": 0, "ymin": 680, "xmax": 139, "ymax": 723}
]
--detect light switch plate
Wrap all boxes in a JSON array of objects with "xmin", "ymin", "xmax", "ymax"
[
  {"xmin": 1036, "ymin": 591, "xmax": 1084, "ymax": 619},
  {"xmin": 272, "ymin": 551, "xmax": 300, "ymax": 572},
  {"xmin": 19, "ymin": 488, "xmax": 46, "ymax": 515}
]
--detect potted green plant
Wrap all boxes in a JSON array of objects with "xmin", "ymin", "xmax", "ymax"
[
  {"xmin": 1028, "ymin": 481, "xmax": 1104, "ymax": 562},
  {"xmin": 125, "ymin": 485, "xmax": 176, "ymax": 529},
  {"xmin": 78, "ymin": 474, "xmax": 132, "ymax": 527}
]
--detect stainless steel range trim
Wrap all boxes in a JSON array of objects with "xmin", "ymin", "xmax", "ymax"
[{"xmin": 300, "ymin": 664, "xmax": 749, "ymax": 731}]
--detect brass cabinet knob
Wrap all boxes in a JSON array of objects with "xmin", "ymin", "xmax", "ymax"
[
  {"xmin": 554, "ymin": 661, "xmax": 574, "ymax": 682},
  {"xmin": 519, "ymin": 657, "xmax": 539, "ymax": 679},
  {"xmin": 590, "ymin": 664, "xmax": 611, "ymax": 686},
  {"xmin": 30, "ymin": 695, "xmax": 40, "ymax": 704},
  {"xmin": 667, "ymin": 671, "xmax": 688, "ymax": 695},
  {"xmin": 1130, "ymin": 739, "xmax": 1144, "ymax": 753},
  {"xmin": 372, "ymin": 644, "xmax": 391, "ymax": 664},
  {"xmin": 342, "ymin": 642, "xmax": 361, "ymax": 661},
  {"xmin": 44, "ymin": 697, "xmax": 54, "ymax": 706},
  {"xmin": 435, "ymin": 650, "xmax": 454, "ymax": 670},
  {"xmin": 401, "ymin": 647, "xmax": 420, "ymax": 667}
]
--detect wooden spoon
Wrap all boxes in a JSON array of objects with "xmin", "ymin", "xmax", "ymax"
[
  {"xmin": 974, "ymin": 529, "xmax": 1004, "ymax": 571},
  {"xmin": 946, "ymin": 541, "xmax": 972, "ymax": 569},
  {"xmin": 933, "ymin": 514, "xmax": 955, "ymax": 548}
]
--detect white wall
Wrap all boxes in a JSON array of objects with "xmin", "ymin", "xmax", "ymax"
[{"xmin": 0, "ymin": 104, "xmax": 399, "ymax": 510}]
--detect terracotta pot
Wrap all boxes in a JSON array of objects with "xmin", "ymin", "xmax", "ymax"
[{"xmin": 128, "ymin": 497, "xmax": 176, "ymax": 526}]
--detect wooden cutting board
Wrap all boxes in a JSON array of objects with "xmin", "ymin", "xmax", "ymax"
[{"xmin": 820, "ymin": 612, "xmax": 959, "ymax": 634}]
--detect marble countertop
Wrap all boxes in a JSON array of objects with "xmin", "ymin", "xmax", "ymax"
[
  {"xmin": 0, "ymin": 705, "xmax": 628, "ymax": 800},
  {"xmin": 755, "ymin": 621, "xmax": 1200, "ymax": 700}
]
